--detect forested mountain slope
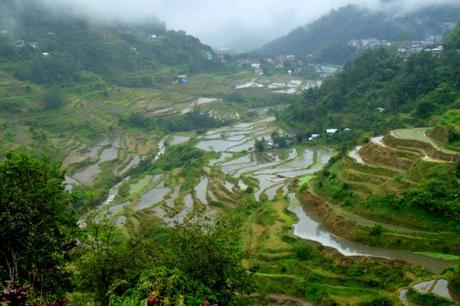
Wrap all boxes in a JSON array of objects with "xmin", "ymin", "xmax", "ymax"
[
  {"xmin": 260, "ymin": 4, "xmax": 460, "ymax": 64},
  {"xmin": 277, "ymin": 22, "xmax": 460, "ymax": 144},
  {"xmin": 0, "ymin": 0, "xmax": 218, "ymax": 87}
]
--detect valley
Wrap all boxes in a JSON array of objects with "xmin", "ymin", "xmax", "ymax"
[
  {"xmin": 1, "ymin": 1, "xmax": 460, "ymax": 305},
  {"xmin": 64, "ymin": 108, "xmax": 459, "ymax": 304}
]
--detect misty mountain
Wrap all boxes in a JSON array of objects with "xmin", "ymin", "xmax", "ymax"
[
  {"xmin": 278, "ymin": 21, "xmax": 460, "ymax": 134},
  {"xmin": 0, "ymin": 0, "xmax": 218, "ymax": 87},
  {"xmin": 260, "ymin": 4, "xmax": 460, "ymax": 64},
  {"xmin": 223, "ymin": 34, "xmax": 270, "ymax": 53}
]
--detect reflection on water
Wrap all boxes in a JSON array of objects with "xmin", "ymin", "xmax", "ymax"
[
  {"xmin": 413, "ymin": 280, "xmax": 435, "ymax": 293},
  {"xmin": 174, "ymin": 194, "xmax": 194, "ymax": 223},
  {"xmin": 209, "ymin": 152, "xmax": 232, "ymax": 166},
  {"xmin": 288, "ymin": 193, "xmax": 456, "ymax": 274},
  {"xmin": 349, "ymin": 145, "xmax": 365, "ymax": 164},
  {"xmin": 73, "ymin": 164, "xmax": 101, "ymax": 185},
  {"xmin": 431, "ymin": 279, "xmax": 455, "ymax": 301},
  {"xmin": 195, "ymin": 177, "xmax": 209, "ymax": 205},
  {"xmin": 70, "ymin": 138, "xmax": 122, "ymax": 185},
  {"xmin": 265, "ymin": 184, "xmax": 284, "ymax": 200},
  {"xmin": 137, "ymin": 187, "xmax": 171, "ymax": 210},
  {"xmin": 288, "ymin": 193, "xmax": 367, "ymax": 257},
  {"xmin": 169, "ymin": 135, "xmax": 191, "ymax": 145}
]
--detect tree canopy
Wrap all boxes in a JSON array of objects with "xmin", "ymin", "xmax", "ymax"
[{"xmin": 0, "ymin": 151, "xmax": 77, "ymax": 296}]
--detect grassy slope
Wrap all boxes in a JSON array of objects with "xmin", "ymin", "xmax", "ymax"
[
  {"xmin": 306, "ymin": 121, "xmax": 460, "ymax": 257},
  {"xmin": 240, "ymin": 190, "xmax": 430, "ymax": 305}
]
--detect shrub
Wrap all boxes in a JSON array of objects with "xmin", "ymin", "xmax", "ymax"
[
  {"xmin": 42, "ymin": 91, "xmax": 65, "ymax": 110},
  {"xmin": 293, "ymin": 244, "xmax": 314, "ymax": 261}
]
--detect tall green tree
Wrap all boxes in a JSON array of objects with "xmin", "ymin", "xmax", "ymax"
[
  {"xmin": 167, "ymin": 212, "xmax": 254, "ymax": 304},
  {"xmin": 0, "ymin": 151, "xmax": 77, "ymax": 295}
]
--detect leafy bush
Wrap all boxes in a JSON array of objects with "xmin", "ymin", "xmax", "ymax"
[
  {"xmin": 0, "ymin": 99, "xmax": 22, "ymax": 113},
  {"xmin": 293, "ymin": 244, "xmax": 314, "ymax": 261},
  {"xmin": 0, "ymin": 151, "xmax": 77, "ymax": 296},
  {"xmin": 369, "ymin": 224, "xmax": 384, "ymax": 236},
  {"xmin": 42, "ymin": 90, "xmax": 65, "ymax": 110},
  {"xmin": 406, "ymin": 288, "xmax": 455, "ymax": 306},
  {"xmin": 450, "ymin": 265, "xmax": 460, "ymax": 294},
  {"xmin": 358, "ymin": 296, "xmax": 394, "ymax": 306}
]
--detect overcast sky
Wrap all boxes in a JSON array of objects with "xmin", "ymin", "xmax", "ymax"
[{"xmin": 39, "ymin": 0, "xmax": 460, "ymax": 47}]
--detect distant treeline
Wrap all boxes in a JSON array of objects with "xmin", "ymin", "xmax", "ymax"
[
  {"xmin": 121, "ymin": 108, "xmax": 229, "ymax": 133},
  {"xmin": 0, "ymin": 0, "xmax": 220, "ymax": 87},
  {"xmin": 277, "ymin": 22, "xmax": 460, "ymax": 137}
]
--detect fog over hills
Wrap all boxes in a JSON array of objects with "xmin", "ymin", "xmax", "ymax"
[{"xmin": 6, "ymin": 0, "xmax": 460, "ymax": 48}]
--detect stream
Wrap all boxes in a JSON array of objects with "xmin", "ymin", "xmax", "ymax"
[
  {"xmin": 287, "ymin": 193, "xmax": 454, "ymax": 274},
  {"xmin": 89, "ymin": 115, "xmax": 457, "ymax": 275}
]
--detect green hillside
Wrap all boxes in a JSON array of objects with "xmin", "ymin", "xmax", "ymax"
[
  {"xmin": 1, "ymin": 2, "xmax": 460, "ymax": 306},
  {"xmin": 277, "ymin": 22, "xmax": 460, "ymax": 142},
  {"xmin": 260, "ymin": 4, "xmax": 460, "ymax": 64},
  {"xmin": 0, "ymin": 0, "xmax": 218, "ymax": 87}
]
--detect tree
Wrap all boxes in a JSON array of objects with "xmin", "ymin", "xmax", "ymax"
[
  {"xmin": 0, "ymin": 151, "xmax": 77, "ymax": 296},
  {"xmin": 167, "ymin": 212, "xmax": 253, "ymax": 304},
  {"xmin": 450, "ymin": 265, "xmax": 460, "ymax": 294},
  {"xmin": 254, "ymin": 138, "xmax": 266, "ymax": 152},
  {"xmin": 416, "ymin": 101, "xmax": 435, "ymax": 118},
  {"xmin": 42, "ymin": 90, "xmax": 65, "ymax": 110},
  {"xmin": 72, "ymin": 210, "xmax": 173, "ymax": 305}
]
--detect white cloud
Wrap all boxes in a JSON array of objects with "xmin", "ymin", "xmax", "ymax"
[{"xmin": 36, "ymin": 0, "xmax": 460, "ymax": 46}]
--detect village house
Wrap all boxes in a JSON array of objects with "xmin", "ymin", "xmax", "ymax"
[
  {"xmin": 326, "ymin": 129, "xmax": 338, "ymax": 135},
  {"xmin": 16, "ymin": 40, "xmax": 25, "ymax": 48},
  {"xmin": 177, "ymin": 75, "xmax": 189, "ymax": 84},
  {"xmin": 308, "ymin": 134, "xmax": 320, "ymax": 141}
]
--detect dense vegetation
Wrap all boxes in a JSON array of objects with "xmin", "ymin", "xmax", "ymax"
[
  {"xmin": 366, "ymin": 166, "xmax": 460, "ymax": 222},
  {"xmin": 0, "ymin": 152, "xmax": 77, "ymax": 299},
  {"xmin": 123, "ymin": 109, "xmax": 228, "ymax": 133},
  {"xmin": 278, "ymin": 23, "xmax": 460, "ymax": 140},
  {"xmin": 0, "ymin": 0, "xmax": 219, "ymax": 87},
  {"xmin": 1, "ymin": 1, "xmax": 460, "ymax": 305},
  {"xmin": 260, "ymin": 4, "xmax": 460, "ymax": 64},
  {"xmin": 0, "ymin": 152, "xmax": 253, "ymax": 305}
]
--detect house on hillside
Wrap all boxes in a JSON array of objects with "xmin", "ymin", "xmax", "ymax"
[
  {"xmin": 308, "ymin": 134, "xmax": 320, "ymax": 141},
  {"xmin": 177, "ymin": 75, "xmax": 189, "ymax": 84},
  {"xmin": 326, "ymin": 129, "xmax": 338, "ymax": 135},
  {"xmin": 16, "ymin": 40, "xmax": 25, "ymax": 48}
]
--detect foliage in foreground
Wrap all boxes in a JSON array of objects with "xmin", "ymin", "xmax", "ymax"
[
  {"xmin": 0, "ymin": 151, "xmax": 77, "ymax": 298},
  {"xmin": 72, "ymin": 211, "xmax": 253, "ymax": 305},
  {"xmin": 0, "ymin": 151, "xmax": 253, "ymax": 305}
]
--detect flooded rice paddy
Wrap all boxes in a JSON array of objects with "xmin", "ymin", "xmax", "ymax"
[{"xmin": 75, "ymin": 116, "xmax": 459, "ymax": 276}]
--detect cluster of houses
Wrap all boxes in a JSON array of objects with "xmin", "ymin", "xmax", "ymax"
[
  {"xmin": 250, "ymin": 62, "xmax": 264, "ymax": 75},
  {"xmin": 265, "ymin": 55, "xmax": 296, "ymax": 69},
  {"xmin": 307, "ymin": 128, "xmax": 351, "ymax": 141},
  {"xmin": 1, "ymin": 29, "xmax": 53, "ymax": 58},
  {"xmin": 348, "ymin": 38, "xmax": 392, "ymax": 50},
  {"xmin": 347, "ymin": 35, "xmax": 448, "ymax": 59},
  {"xmin": 237, "ymin": 55, "xmax": 304, "ymax": 77},
  {"xmin": 312, "ymin": 64, "xmax": 339, "ymax": 79},
  {"xmin": 236, "ymin": 59, "xmax": 264, "ymax": 75},
  {"xmin": 397, "ymin": 38, "xmax": 444, "ymax": 59}
]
